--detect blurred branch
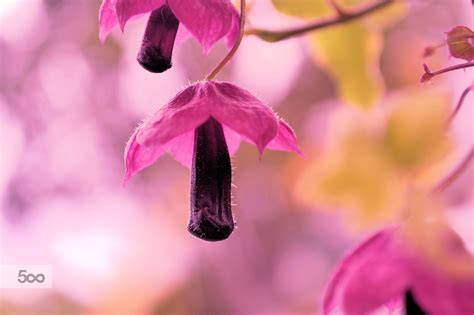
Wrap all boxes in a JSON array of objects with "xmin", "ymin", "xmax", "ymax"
[
  {"xmin": 245, "ymin": 0, "xmax": 394, "ymax": 42},
  {"xmin": 432, "ymin": 147, "xmax": 473, "ymax": 194},
  {"xmin": 325, "ymin": 0, "xmax": 348, "ymax": 17},
  {"xmin": 446, "ymin": 84, "xmax": 473, "ymax": 127},
  {"xmin": 420, "ymin": 62, "xmax": 474, "ymax": 83}
]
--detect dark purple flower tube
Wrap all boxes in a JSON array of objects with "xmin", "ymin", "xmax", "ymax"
[
  {"xmin": 137, "ymin": 4, "xmax": 179, "ymax": 73},
  {"xmin": 404, "ymin": 290, "xmax": 425, "ymax": 315},
  {"xmin": 189, "ymin": 117, "xmax": 234, "ymax": 241}
]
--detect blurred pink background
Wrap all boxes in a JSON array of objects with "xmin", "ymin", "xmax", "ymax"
[{"xmin": 0, "ymin": 0, "xmax": 472, "ymax": 314}]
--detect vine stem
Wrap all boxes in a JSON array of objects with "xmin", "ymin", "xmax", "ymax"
[
  {"xmin": 431, "ymin": 85, "xmax": 474, "ymax": 193},
  {"xmin": 326, "ymin": 0, "xmax": 348, "ymax": 17},
  {"xmin": 446, "ymin": 85, "xmax": 473, "ymax": 127},
  {"xmin": 432, "ymin": 147, "xmax": 473, "ymax": 194},
  {"xmin": 421, "ymin": 62, "xmax": 474, "ymax": 83},
  {"xmin": 245, "ymin": 0, "xmax": 393, "ymax": 42},
  {"xmin": 206, "ymin": 0, "xmax": 246, "ymax": 81}
]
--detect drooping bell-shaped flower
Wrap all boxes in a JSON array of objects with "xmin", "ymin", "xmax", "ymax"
[
  {"xmin": 99, "ymin": 0, "xmax": 240, "ymax": 73},
  {"xmin": 124, "ymin": 81, "xmax": 301, "ymax": 241},
  {"xmin": 322, "ymin": 226, "xmax": 474, "ymax": 315}
]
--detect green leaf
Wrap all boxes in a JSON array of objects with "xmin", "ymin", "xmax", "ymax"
[{"xmin": 271, "ymin": 0, "xmax": 330, "ymax": 19}]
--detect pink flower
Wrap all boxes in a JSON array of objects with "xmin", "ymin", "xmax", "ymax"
[
  {"xmin": 124, "ymin": 80, "xmax": 301, "ymax": 241},
  {"xmin": 322, "ymin": 226, "xmax": 474, "ymax": 315},
  {"xmin": 99, "ymin": 0, "xmax": 240, "ymax": 72}
]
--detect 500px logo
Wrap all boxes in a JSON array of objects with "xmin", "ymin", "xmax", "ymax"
[
  {"xmin": 17, "ymin": 269, "xmax": 46, "ymax": 284},
  {"xmin": 1, "ymin": 265, "xmax": 52, "ymax": 288}
]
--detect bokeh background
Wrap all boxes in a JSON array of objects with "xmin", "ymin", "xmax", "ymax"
[{"xmin": 0, "ymin": 0, "xmax": 473, "ymax": 314}]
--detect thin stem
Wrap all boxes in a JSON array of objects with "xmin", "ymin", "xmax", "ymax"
[
  {"xmin": 446, "ymin": 85, "xmax": 473, "ymax": 127},
  {"xmin": 326, "ymin": 0, "xmax": 347, "ymax": 17},
  {"xmin": 432, "ymin": 147, "xmax": 473, "ymax": 194},
  {"xmin": 423, "ymin": 41, "xmax": 446, "ymax": 58},
  {"xmin": 421, "ymin": 62, "xmax": 474, "ymax": 83},
  {"xmin": 206, "ymin": 0, "xmax": 246, "ymax": 81},
  {"xmin": 245, "ymin": 0, "xmax": 393, "ymax": 42}
]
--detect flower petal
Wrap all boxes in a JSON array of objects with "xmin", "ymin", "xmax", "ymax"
[
  {"xmin": 168, "ymin": 130, "xmax": 195, "ymax": 168},
  {"xmin": 209, "ymin": 82, "xmax": 279, "ymax": 155},
  {"xmin": 167, "ymin": 0, "xmax": 233, "ymax": 53},
  {"xmin": 124, "ymin": 83, "xmax": 210, "ymax": 178},
  {"xmin": 225, "ymin": 5, "xmax": 241, "ymax": 49},
  {"xmin": 222, "ymin": 125, "xmax": 241, "ymax": 157},
  {"xmin": 124, "ymin": 131, "xmax": 167, "ymax": 185},
  {"xmin": 136, "ymin": 83, "xmax": 210, "ymax": 147},
  {"xmin": 167, "ymin": 126, "xmax": 241, "ymax": 169},
  {"xmin": 99, "ymin": 0, "xmax": 119, "ymax": 43},
  {"xmin": 175, "ymin": 25, "xmax": 192, "ymax": 46},
  {"xmin": 266, "ymin": 120, "xmax": 303, "ymax": 156},
  {"xmin": 116, "ymin": 0, "xmax": 165, "ymax": 32},
  {"xmin": 410, "ymin": 228, "xmax": 474, "ymax": 315},
  {"xmin": 322, "ymin": 227, "xmax": 408, "ymax": 315},
  {"xmin": 341, "ymin": 229, "xmax": 411, "ymax": 315},
  {"xmin": 412, "ymin": 273, "xmax": 474, "ymax": 315}
]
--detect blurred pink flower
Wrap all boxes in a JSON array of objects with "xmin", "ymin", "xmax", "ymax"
[
  {"xmin": 124, "ymin": 80, "xmax": 301, "ymax": 241},
  {"xmin": 99, "ymin": 0, "xmax": 239, "ymax": 72},
  {"xmin": 322, "ymin": 226, "xmax": 474, "ymax": 315}
]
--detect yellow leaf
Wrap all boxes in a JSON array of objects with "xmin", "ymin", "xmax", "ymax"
[
  {"xmin": 309, "ymin": 22, "xmax": 384, "ymax": 108},
  {"xmin": 293, "ymin": 87, "xmax": 453, "ymax": 229},
  {"xmin": 271, "ymin": 0, "xmax": 330, "ymax": 19},
  {"xmin": 382, "ymin": 88, "xmax": 451, "ymax": 172},
  {"xmin": 271, "ymin": 0, "xmax": 406, "ymax": 108},
  {"xmin": 294, "ymin": 110, "xmax": 404, "ymax": 228},
  {"xmin": 365, "ymin": 1, "xmax": 408, "ymax": 28}
]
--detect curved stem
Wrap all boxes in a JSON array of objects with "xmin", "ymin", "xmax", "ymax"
[
  {"xmin": 206, "ymin": 0, "xmax": 246, "ymax": 81},
  {"xmin": 245, "ymin": 0, "xmax": 393, "ymax": 43},
  {"xmin": 432, "ymin": 147, "xmax": 473, "ymax": 194},
  {"xmin": 423, "ymin": 41, "xmax": 446, "ymax": 58},
  {"xmin": 326, "ymin": 0, "xmax": 348, "ymax": 17},
  {"xmin": 421, "ymin": 62, "xmax": 474, "ymax": 83},
  {"xmin": 446, "ymin": 85, "xmax": 473, "ymax": 127}
]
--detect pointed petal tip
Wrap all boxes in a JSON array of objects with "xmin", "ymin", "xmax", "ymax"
[
  {"xmin": 254, "ymin": 138, "xmax": 269, "ymax": 159},
  {"xmin": 257, "ymin": 145, "xmax": 266, "ymax": 161},
  {"xmin": 119, "ymin": 20, "xmax": 126, "ymax": 33},
  {"xmin": 122, "ymin": 165, "xmax": 135, "ymax": 187},
  {"xmin": 291, "ymin": 139, "xmax": 305, "ymax": 157},
  {"xmin": 295, "ymin": 146, "xmax": 305, "ymax": 158},
  {"xmin": 122, "ymin": 176, "xmax": 129, "ymax": 187},
  {"xmin": 98, "ymin": 28, "xmax": 107, "ymax": 44},
  {"xmin": 98, "ymin": 26, "xmax": 112, "ymax": 44},
  {"xmin": 200, "ymin": 43, "xmax": 212, "ymax": 56},
  {"xmin": 265, "ymin": 119, "xmax": 302, "ymax": 156}
]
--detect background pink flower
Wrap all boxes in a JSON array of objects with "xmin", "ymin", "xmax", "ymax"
[{"xmin": 323, "ymin": 226, "xmax": 474, "ymax": 315}]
